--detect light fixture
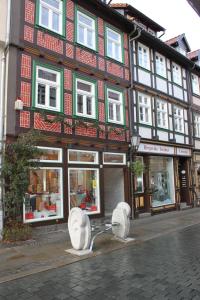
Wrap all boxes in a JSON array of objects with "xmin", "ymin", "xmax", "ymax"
[{"xmin": 131, "ymin": 132, "xmax": 141, "ymax": 150}]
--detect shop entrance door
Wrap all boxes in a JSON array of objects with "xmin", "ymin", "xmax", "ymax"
[
  {"xmin": 103, "ymin": 168, "xmax": 125, "ymax": 216},
  {"xmin": 179, "ymin": 158, "xmax": 190, "ymax": 204}
]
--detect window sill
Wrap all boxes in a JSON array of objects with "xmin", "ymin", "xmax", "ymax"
[
  {"xmin": 105, "ymin": 56, "xmax": 124, "ymax": 66},
  {"xmin": 31, "ymin": 107, "xmax": 64, "ymax": 116},
  {"xmin": 35, "ymin": 25, "xmax": 66, "ymax": 40},
  {"xmin": 73, "ymin": 115, "xmax": 99, "ymax": 122},
  {"xmin": 138, "ymin": 66, "xmax": 151, "ymax": 73},
  {"xmin": 75, "ymin": 42, "xmax": 98, "ymax": 54}
]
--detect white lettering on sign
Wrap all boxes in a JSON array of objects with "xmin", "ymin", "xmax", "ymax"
[
  {"xmin": 176, "ymin": 148, "xmax": 191, "ymax": 156},
  {"xmin": 138, "ymin": 143, "xmax": 175, "ymax": 155}
]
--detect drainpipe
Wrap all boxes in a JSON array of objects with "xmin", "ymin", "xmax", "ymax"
[{"xmin": 0, "ymin": 0, "xmax": 11, "ymax": 239}]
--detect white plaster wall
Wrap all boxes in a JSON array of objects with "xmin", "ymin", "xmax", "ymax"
[
  {"xmin": 175, "ymin": 134, "xmax": 185, "ymax": 144},
  {"xmin": 139, "ymin": 126, "xmax": 152, "ymax": 139},
  {"xmin": 157, "ymin": 130, "xmax": 168, "ymax": 141},
  {"xmin": 192, "ymin": 96, "xmax": 200, "ymax": 106},
  {"xmin": 184, "ymin": 110, "xmax": 188, "ymax": 120},
  {"xmin": 0, "ymin": 0, "xmax": 7, "ymax": 46},
  {"xmin": 184, "ymin": 91, "xmax": 188, "ymax": 102},
  {"xmin": 184, "ymin": 123, "xmax": 188, "ymax": 135},
  {"xmin": 195, "ymin": 140, "xmax": 200, "ymax": 150},
  {"xmin": 156, "ymin": 77, "xmax": 168, "ymax": 93},
  {"xmin": 173, "ymin": 85, "xmax": 183, "ymax": 100},
  {"xmin": 104, "ymin": 168, "xmax": 124, "ymax": 216},
  {"xmin": 169, "ymin": 118, "xmax": 173, "ymax": 130},
  {"xmin": 138, "ymin": 69, "xmax": 151, "ymax": 87},
  {"xmin": 168, "ymin": 83, "xmax": 172, "ymax": 96}
]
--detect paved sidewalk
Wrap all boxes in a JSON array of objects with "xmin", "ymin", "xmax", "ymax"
[{"xmin": 0, "ymin": 208, "xmax": 200, "ymax": 284}]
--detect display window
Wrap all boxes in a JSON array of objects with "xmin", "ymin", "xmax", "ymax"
[
  {"xmin": 68, "ymin": 149, "xmax": 98, "ymax": 164},
  {"xmin": 69, "ymin": 168, "xmax": 100, "ymax": 214},
  {"xmin": 135, "ymin": 156, "xmax": 144, "ymax": 193},
  {"xmin": 37, "ymin": 146, "xmax": 62, "ymax": 162},
  {"xmin": 103, "ymin": 152, "xmax": 126, "ymax": 165},
  {"xmin": 148, "ymin": 156, "xmax": 175, "ymax": 207},
  {"xmin": 24, "ymin": 168, "xmax": 63, "ymax": 223}
]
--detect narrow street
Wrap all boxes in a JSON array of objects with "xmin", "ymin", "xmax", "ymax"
[{"xmin": 1, "ymin": 216, "xmax": 200, "ymax": 299}]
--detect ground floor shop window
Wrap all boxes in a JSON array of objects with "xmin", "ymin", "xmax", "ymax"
[
  {"xmin": 24, "ymin": 168, "xmax": 63, "ymax": 222},
  {"xmin": 69, "ymin": 168, "xmax": 100, "ymax": 214},
  {"xmin": 149, "ymin": 156, "xmax": 175, "ymax": 207}
]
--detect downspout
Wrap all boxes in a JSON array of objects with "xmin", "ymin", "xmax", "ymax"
[{"xmin": 0, "ymin": 0, "xmax": 11, "ymax": 239}]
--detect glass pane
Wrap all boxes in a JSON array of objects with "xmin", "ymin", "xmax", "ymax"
[
  {"xmin": 107, "ymin": 40, "xmax": 113, "ymax": 57},
  {"xmin": 87, "ymin": 29, "xmax": 93, "ymax": 48},
  {"xmin": 109, "ymin": 103, "xmax": 114, "ymax": 120},
  {"xmin": 52, "ymin": 12, "xmax": 59, "ymax": 32},
  {"xmin": 50, "ymin": 87, "xmax": 56, "ymax": 107},
  {"xmin": 37, "ymin": 148, "xmax": 61, "ymax": 161},
  {"xmin": 103, "ymin": 153, "xmax": 125, "ymax": 164},
  {"xmin": 77, "ymin": 94, "xmax": 83, "ymax": 113},
  {"xmin": 78, "ymin": 13, "xmax": 93, "ymax": 27},
  {"xmin": 108, "ymin": 91, "xmax": 119, "ymax": 101},
  {"xmin": 69, "ymin": 150, "xmax": 97, "ymax": 163},
  {"xmin": 25, "ymin": 168, "xmax": 62, "ymax": 221},
  {"xmin": 86, "ymin": 97, "xmax": 92, "ymax": 115},
  {"xmin": 69, "ymin": 169, "xmax": 99, "ymax": 213},
  {"xmin": 107, "ymin": 29, "xmax": 119, "ymax": 41},
  {"xmin": 135, "ymin": 157, "xmax": 144, "ymax": 193},
  {"xmin": 42, "ymin": 0, "xmax": 60, "ymax": 9},
  {"xmin": 77, "ymin": 81, "xmax": 91, "ymax": 93},
  {"xmin": 38, "ymin": 69, "xmax": 57, "ymax": 82},
  {"xmin": 116, "ymin": 104, "xmax": 121, "ymax": 122},
  {"xmin": 41, "ymin": 6, "xmax": 49, "ymax": 27},
  {"xmin": 38, "ymin": 84, "xmax": 46, "ymax": 105},
  {"xmin": 78, "ymin": 25, "xmax": 85, "ymax": 44},
  {"xmin": 115, "ymin": 44, "xmax": 121, "ymax": 61}
]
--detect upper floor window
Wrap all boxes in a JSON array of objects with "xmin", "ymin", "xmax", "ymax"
[
  {"xmin": 172, "ymin": 63, "xmax": 182, "ymax": 86},
  {"xmin": 138, "ymin": 43, "xmax": 150, "ymax": 70},
  {"xmin": 156, "ymin": 99, "xmax": 168, "ymax": 129},
  {"xmin": 155, "ymin": 53, "xmax": 166, "ymax": 78},
  {"xmin": 106, "ymin": 88, "xmax": 124, "ymax": 124},
  {"xmin": 74, "ymin": 77, "xmax": 96, "ymax": 119},
  {"xmin": 38, "ymin": 0, "xmax": 64, "ymax": 35},
  {"xmin": 106, "ymin": 26, "xmax": 123, "ymax": 63},
  {"xmin": 194, "ymin": 114, "xmax": 200, "ymax": 138},
  {"xmin": 138, "ymin": 93, "xmax": 152, "ymax": 125},
  {"xmin": 174, "ymin": 106, "xmax": 184, "ymax": 133},
  {"xmin": 76, "ymin": 10, "xmax": 96, "ymax": 51},
  {"xmin": 34, "ymin": 63, "xmax": 62, "ymax": 112},
  {"xmin": 191, "ymin": 74, "xmax": 200, "ymax": 95}
]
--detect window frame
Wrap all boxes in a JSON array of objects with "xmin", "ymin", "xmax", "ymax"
[
  {"xmin": 68, "ymin": 149, "xmax": 99, "ymax": 164},
  {"xmin": 155, "ymin": 52, "xmax": 166, "ymax": 78},
  {"xmin": 172, "ymin": 62, "xmax": 182, "ymax": 86},
  {"xmin": 105, "ymin": 86, "xmax": 125, "ymax": 125},
  {"xmin": 103, "ymin": 152, "xmax": 126, "ymax": 165},
  {"xmin": 105, "ymin": 25, "xmax": 124, "ymax": 63},
  {"xmin": 36, "ymin": 0, "xmax": 66, "ymax": 36},
  {"xmin": 73, "ymin": 74, "xmax": 98, "ymax": 120},
  {"xmin": 75, "ymin": 8, "xmax": 97, "ymax": 51},
  {"xmin": 36, "ymin": 146, "xmax": 62, "ymax": 163},
  {"xmin": 194, "ymin": 113, "xmax": 200, "ymax": 138},
  {"xmin": 174, "ymin": 106, "xmax": 184, "ymax": 133},
  {"xmin": 156, "ymin": 99, "xmax": 168, "ymax": 129},
  {"xmin": 191, "ymin": 74, "xmax": 200, "ymax": 95},
  {"xmin": 138, "ymin": 42, "xmax": 150, "ymax": 70},
  {"xmin": 138, "ymin": 92, "xmax": 152, "ymax": 125}
]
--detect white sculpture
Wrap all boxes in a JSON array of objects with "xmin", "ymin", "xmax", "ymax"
[
  {"xmin": 112, "ymin": 202, "xmax": 131, "ymax": 240},
  {"xmin": 68, "ymin": 207, "xmax": 91, "ymax": 250}
]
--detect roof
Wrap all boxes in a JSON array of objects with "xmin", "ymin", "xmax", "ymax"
[
  {"xmin": 187, "ymin": 49, "xmax": 200, "ymax": 60},
  {"xmin": 165, "ymin": 34, "xmax": 191, "ymax": 52},
  {"xmin": 110, "ymin": 3, "xmax": 165, "ymax": 32},
  {"xmin": 187, "ymin": 0, "xmax": 200, "ymax": 16}
]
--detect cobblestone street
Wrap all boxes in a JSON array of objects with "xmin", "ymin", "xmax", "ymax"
[{"xmin": 1, "ymin": 220, "xmax": 200, "ymax": 299}]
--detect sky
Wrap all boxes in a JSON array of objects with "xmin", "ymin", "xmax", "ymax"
[{"xmin": 112, "ymin": 0, "xmax": 200, "ymax": 52}]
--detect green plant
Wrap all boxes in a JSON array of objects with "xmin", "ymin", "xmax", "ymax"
[
  {"xmin": 1, "ymin": 130, "xmax": 41, "ymax": 223},
  {"xmin": 131, "ymin": 159, "xmax": 145, "ymax": 177},
  {"xmin": 2, "ymin": 219, "xmax": 32, "ymax": 242}
]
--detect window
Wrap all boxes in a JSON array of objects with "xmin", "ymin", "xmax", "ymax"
[
  {"xmin": 191, "ymin": 74, "xmax": 200, "ymax": 95},
  {"xmin": 194, "ymin": 114, "xmax": 200, "ymax": 138},
  {"xmin": 135, "ymin": 156, "xmax": 144, "ymax": 193},
  {"xmin": 76, "ymin": 10, "xmax": 96, "ymax": 50},
  {"xmin": 155, "ymin": 53, "xmax": 166, "ymax": 77},
  {"xmin": 38, "ymin": 0, "xmax": 64, "ymax": 35},
  {"xmin": 172, "ymin": 63, "xmax": 182, "ymax": 85},
  {"xmin": 138, "ymin": 43, "xmax": 150, "ymax": 70},
  {"xmin": 69, "ymin": 168, "xmax": 100, "ymax": 214},
  {"xmin": 34, "ymin": 63, "xmax": 62, "ymax": 112},
  {"xmin": 156, "ymin": 99, "xmax": 168, "ymax": 129},
  {"xmin": 68, "ymin": 150, "xmax": 98, "ymax": 164},
  {"xmin": 36, "ymin": 147, "xmax": 62, "ymax": 162},
  {"xmin": 106, "ymin": 26, "xmax": 123, "ymax": 62},
  {"xmin": 174, "ymin": 106, "xmax": 184, "ymax": 133},
  {"xmin": 138, "ymin": 93, "xmax": 152, "ymax": 125},
  {"xmin": 103, "ymin": 153, "xmax": 126, "ymax": 165},
  {"xmin": 24, "ymin": 167, "xmax": 63, "ymax": 223},
  {"xmin": 75, "ymin": 77, "xmax": 96, "ymax": 119},
  {"xmin": 106, "ymin": 88, "xmax": 124, "ymax": 124}
]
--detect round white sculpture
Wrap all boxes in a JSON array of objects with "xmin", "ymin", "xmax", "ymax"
[
  {"xmin": 68, "ymin": 207, "xmax": 91, "ymax": 250},
  {"xmin": 112, "ymin": 202, "xmax": 131, "ymax": 239}
]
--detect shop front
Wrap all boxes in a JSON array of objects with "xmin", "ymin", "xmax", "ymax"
[
  {"xmin": 133, "ymin": 143, "xmax": 192, "ymax": 215},
  {"xmin": 24, "ymin": 147, "xmax": 129, "ymax": 224}
]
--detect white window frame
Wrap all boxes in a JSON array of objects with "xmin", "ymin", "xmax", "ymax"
[
  {"xmin": 35, "ymin": 65, "xmax": 61, "ymax": 111},
  {"xmin": 191, "ymin": 74, "xmax": 200, "ymax": 95},
  {"xmin": 138, "ymin": 43, "xmax": 150, "ymax": 70},
  {"xmin": 172, "ymin": 62, "xmax": 182, "ymax": 86},
  {"xmin": 194, "ymin": 114, "xmax": 200, "ymax": 138},
  {"xmin": 156, "ymin": 99, "xmax": 168, "ymax": 129},
  {"xmin": 138, "ymin": 93, "xmax": 152, "ymax": 125},
  {"xmin": 68, "ymin": 149, "xmax": 99, "ymax": 164},
  {"xmin": 107, "ymin": 88, "xmax": 124, "ymax": 125},
  {"xmin": 106, "ymin": 27, "xmax": 122, "ymax": 63},
  {"xmin": 75, "ymin": 78, "xmax": 96, "ymax": 119},
  {"xmin": 174, "ymin": 106, "xmax": 184, "ymax": 133},
  {"xmin": 77, "ymin": 10, "xmax": 96, "ymax": 50},
  {"xmin": 23, "ymin": 167, "xmax": 63, "ymax": 223},
  {"xmin": 103, "ymin": 152, "xmax": 126, "ymax": 165},
  {"xmin": 155, "ymin": 53, "xmax": 166, "ymax": 78},
  {"xmin": 39, "ymin": 0, "xmax": 63, "ymax": 35},
  {"xmin": 68, "ymin": 168, "xmax": 100, "ymax": 215},
  {"xmin": 36, "ymin": 146, "xmax": 62, "ymax": 163}
]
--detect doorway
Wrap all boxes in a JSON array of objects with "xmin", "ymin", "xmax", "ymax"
[
  {"xmin": 178, "ymin": 158, "xmax": 190, "ymax": 204},
  {"xmin": 103, "ymin": 168, "xmax": 125, "ymax": 216}
]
